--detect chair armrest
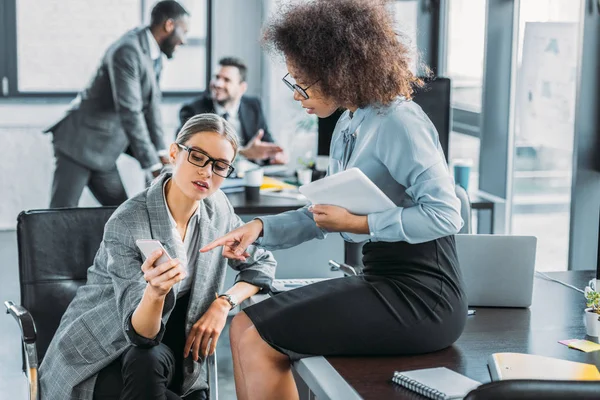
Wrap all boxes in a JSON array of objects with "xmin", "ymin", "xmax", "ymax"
[
  {"xmin": 206, "ymin": 352, "xmax": 218, "ymax": 400},
  {"xmin": 4, "ymin": 301, "xmax": 37, "ymax": 344},
  {"xmin": 465, "ymin": 380, "xmax": 600, "ymax": 400},
  {"xmin": 5, "ymin": 300, "xmax": 39, "ymax": 400}
]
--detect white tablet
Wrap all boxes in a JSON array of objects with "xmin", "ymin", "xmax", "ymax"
[{"xmin": 298, "ymin": 168, "xmax": 396, "ymax": 215}]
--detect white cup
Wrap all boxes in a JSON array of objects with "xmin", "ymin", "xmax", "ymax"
[
  {"xmin": 297, "ymin": 168, "xmax": 313, "ymax": 186},
  {"xmin": 244, "ymin": 168, "xmax": 264, "ymax": 187}
]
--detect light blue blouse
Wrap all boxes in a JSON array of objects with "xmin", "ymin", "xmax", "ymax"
[{"xmin": 258, "ymin": 97, "xmax": 462, "ymax": 250}]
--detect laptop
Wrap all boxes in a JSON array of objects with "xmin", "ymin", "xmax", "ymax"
[{"xmin": 455, "ymin": 234, "xmax": 537, "ymax": 308}]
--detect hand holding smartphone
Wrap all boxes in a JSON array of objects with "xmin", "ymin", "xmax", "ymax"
[{"xmin": 136, "ymin": 239, "xmax": 172, "ymax": 266}]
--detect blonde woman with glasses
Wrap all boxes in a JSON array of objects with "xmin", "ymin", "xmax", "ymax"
[{"xmin": 40, "ymin": 114, "xmax": 276, "ymax": 400}]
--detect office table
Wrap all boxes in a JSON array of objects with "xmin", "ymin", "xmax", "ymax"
[
  {"xmin": 226, "ymin": 189, "xmax": 504, "ymax": 233},
  {"xmin": 226, "ymin": 191, "xmax": 305, "ymax": 214},
  {"xmin": 289, "ymin": 271, "xmax": 598, "ymax": 399},
  {"xmin": 469, "ymin": 190, "xmax": 505, "ymax": 234}
]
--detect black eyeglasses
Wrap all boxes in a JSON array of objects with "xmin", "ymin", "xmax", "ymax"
[
  {"xmin": 282, "ymin": 73, "xmax": 319, "ymax": 100},
  {"xmin": 177, "ymin": 144, "xmax": 235, "ymax": 178}
]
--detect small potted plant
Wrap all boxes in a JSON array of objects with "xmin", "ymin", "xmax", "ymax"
[
  {"xmin": 584, "ymin": 284, "xmax": 600, "ymax": 337},
  {"xmin": 296, "ymin": 152, "xmax": 315, "ymax": 186}
]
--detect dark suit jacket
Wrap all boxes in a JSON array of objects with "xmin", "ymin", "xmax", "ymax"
[
  {"xmin": 178, "ymin": 91, "xmax": 274, "ymax": 146},
  {"xmin": 44, "ymin": 27, "xmax": 165, "ymax": 171}
]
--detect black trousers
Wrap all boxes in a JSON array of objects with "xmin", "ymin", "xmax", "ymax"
[
  {"xmin": 50, "ymin": 151, "xmax": 128, "ymax": 208},
  {"xmin": 93, "ymin": 293, "xmax": 207, "ymax": 400}
]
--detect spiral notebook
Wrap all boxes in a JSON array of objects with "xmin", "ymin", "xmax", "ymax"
[{"xmin": 392, "ymin": 367, "xmax": 481, "ymax": 400}]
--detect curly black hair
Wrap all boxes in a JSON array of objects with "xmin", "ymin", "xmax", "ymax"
[{"xmin": 263, "ymin": 0, "xmax": 423, "ymax": 108}]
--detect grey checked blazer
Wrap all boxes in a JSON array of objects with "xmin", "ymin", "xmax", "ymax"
[
  {"xmin": 44, "ymin": 27, "xmax": 166, "ymax": 171},
  {"xmin": 39, "ymin": 174, "xmax": 277, "ymax": 399}
]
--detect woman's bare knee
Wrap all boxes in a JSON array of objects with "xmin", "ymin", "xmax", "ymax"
[{"xmin": 230, "ymin": 311, "xmax": 255, "ymax": 347}]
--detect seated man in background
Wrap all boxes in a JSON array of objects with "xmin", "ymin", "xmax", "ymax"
[{"xmin": 179, "ymin": 56, "xmax": 288, "ymax": 164}]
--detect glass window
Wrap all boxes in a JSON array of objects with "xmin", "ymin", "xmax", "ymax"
[
  {"xmin": 449, "ymin": 132, "xmax": 480, "ymax": 194},
  {"xmin": 390, "ymin": 0, "xmax": 418, "ymax": 73},
  {"xmin": 143, "ymin": 0, "xmax": 207, "ymax": 92},
  {"xmin": 446, "ymin": 0, "xmax": 486, "ymax": 112},
  {"xmin": 510, "ymin": 0, "xmax": 582, "ymax": 271},
  {"xmin": 16, "ymin": 0, "xmax": 207, "ymax": 93},
  {"xmin": 17, "ymin": 0, "xmax": 141, "ymax": 92}
]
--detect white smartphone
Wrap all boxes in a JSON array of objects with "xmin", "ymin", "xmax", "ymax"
[{"xmin": 135, "ymin": 239, "xmax": 172, "ymax": 266}]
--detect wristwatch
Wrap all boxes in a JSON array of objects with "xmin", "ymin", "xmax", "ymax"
[{"xmin": 217, "ymin": 293, "xmax": 238, "ymax": 309}]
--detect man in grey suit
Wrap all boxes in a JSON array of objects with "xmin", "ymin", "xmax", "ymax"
[{"xmin": 45, "ymin": 0, "xmax": 189, "ymax": 208}]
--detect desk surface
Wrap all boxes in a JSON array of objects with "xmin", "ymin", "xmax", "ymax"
[
  {"xmin": 324, "ymin": 271, "xmax": 598, "ymax": 399},
  {"xmin": 226, "ymin": 189, "xmax": 501, "ymax": 214},
  {"xmin": 226, "ymin": 191, "xmax": 305, "ymax": 214}
]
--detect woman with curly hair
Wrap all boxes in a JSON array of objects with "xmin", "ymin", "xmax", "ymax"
[{"xmin": 202, "ymin": 0, "xmax": 467, "ymax": 398}]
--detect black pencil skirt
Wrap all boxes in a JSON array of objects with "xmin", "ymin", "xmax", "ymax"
[{"xmin": 243, "ymin": 236, "xmax": 468, "ymax": 361}]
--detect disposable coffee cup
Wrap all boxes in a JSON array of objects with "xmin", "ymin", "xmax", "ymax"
[
  {"xmin": 453, "ymin": 159, "xmax": 473, "ymax": 192},
  {"xmin": 296, "ymin": 168, "xmax": 313, "ymax": 186},
  {"xmin": 244, "ymin": 168, "xmax": 264, "ymax": 201}
]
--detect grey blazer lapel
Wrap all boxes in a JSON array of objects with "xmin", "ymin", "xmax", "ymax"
[
  {"xmin": 145, "ymin": 175, "xmax": 178, "ymax": 264},
  {"xmin": 137, "ymin": 27, "xmax": 160, "ymax": 93}
]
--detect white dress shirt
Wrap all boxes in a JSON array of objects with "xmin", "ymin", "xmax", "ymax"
[
  {"xmin": 162, "ymin": 179, "xmax": 200, "ymax": 297},
  {"xmin": 214, "ymin": 100, "xmax": 243, "ymax": 142}
]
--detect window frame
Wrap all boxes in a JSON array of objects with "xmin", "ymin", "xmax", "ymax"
[{"xmin": 0, "ymin": 0, "xmax": 212, "ymax": 98}]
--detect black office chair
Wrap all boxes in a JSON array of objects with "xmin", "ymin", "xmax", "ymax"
[
  {"xmin": 4, "ymin": 207, "xmax": 217, "ymax": 400},
  {"xmin": 465, "ymin": 379, "xmax": 600, "ymax": 399}
]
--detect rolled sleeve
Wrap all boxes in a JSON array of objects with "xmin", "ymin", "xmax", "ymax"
[
  {"xmin": 258, "ymin": 206, "xmax": 327, "ymax": 250},
  {"xmin": 124, "ymin": 310, "xmax": 166, "ymax": 348},
  {"xmin": 227, "ymin": 212, "xmax": 277, "ymax": 292}
]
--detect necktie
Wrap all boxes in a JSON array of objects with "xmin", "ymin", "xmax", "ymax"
[
  {"xmin": 153, "ymin": 57, "xmax": 163, "ymax": 83},
  {"xmin": 341, "ymin": 128, "xmax": 357, "ymax": 170},
  {"xmin": 222, "ymin": 112, "xmax": 230, "ymax": 121}
]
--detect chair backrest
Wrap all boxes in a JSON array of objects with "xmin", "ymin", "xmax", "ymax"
[
  {"xmin": 465, "ymin": 379, "xmax": 600, "ymax": 400},
  {"xmin": 455, "ymin": 184, "xmax": 472, "ymax": 234},
  {"xmin": 17, "ymin": 207, "xmax": 117, "ymax": 362}
]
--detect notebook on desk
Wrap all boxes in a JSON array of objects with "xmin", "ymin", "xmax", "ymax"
[
  {"xmin": 391, "ymin": 367, "xmax": 481, "ymax": 400},
  {"xmin": 488, "ymin": 353, "xmax": 600, "ymax": 381}
]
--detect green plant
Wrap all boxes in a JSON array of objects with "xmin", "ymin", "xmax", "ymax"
[
  {"xmin": 297, "ymin": 156, "xmax": 315, "ymax": 169},
  {"xmin": 585, "ymin": 286, "xmax": 600, "ymax": 319},
  {"xmin": 297, "ymin": 150, "xmax": 315, "ymax": 169},
  {"xmin": 296, "ymin": 114, "xmax": 318, "ymax": 132}
]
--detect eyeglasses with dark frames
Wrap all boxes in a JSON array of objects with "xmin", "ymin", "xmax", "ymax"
[
  {"xmin": 177, "ymin": 144, "xmax": 235, "ymax": 178},
  {"xmin": 282, "ymin": 73, "xmax": 319, "ymax": 100}
]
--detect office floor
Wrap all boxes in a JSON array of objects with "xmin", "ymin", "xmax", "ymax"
[{"xmin": 0, "ymin": 230, "xmax": 238, "ymax": 400}]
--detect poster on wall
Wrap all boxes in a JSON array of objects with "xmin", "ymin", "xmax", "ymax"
[{"xmin": 516, "ymin": 22, "xmax": 578, "ymax": 151}]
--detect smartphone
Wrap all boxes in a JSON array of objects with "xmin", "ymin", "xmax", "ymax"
[{"xmin": 135, "ymin": 239, "xmax": 172, "ymax": 266}]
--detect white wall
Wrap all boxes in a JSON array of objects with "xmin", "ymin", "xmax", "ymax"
[{"xmin": 0, "ymin": 100, "xmax": 181, "ymax": 230}]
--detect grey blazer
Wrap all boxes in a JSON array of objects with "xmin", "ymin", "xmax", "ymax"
[
  {"xmin": 44, "ymin": 27, "xmax": 166, "ymax": 171},
  {"xmin": 39, "ymin": 174, "xmax": 277, "ymax": 399}
]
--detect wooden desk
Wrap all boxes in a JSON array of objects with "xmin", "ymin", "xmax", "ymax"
[{"xmin": 293, "ymin": 271, "xmax": 598, "ymax": 399}]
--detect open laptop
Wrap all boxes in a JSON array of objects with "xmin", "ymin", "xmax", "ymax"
[{"xmin": 455, "ymin": 234, "xmax": 537, "ymax": 308}]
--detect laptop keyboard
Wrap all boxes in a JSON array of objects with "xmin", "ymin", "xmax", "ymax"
[{"xmin": 271, "ymin": 278, "xmax": 331, "ymax": 292}]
